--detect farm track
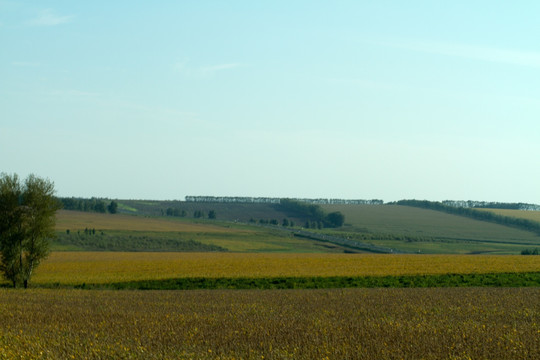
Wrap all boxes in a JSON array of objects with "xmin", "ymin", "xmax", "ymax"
[{"xmin": 286, "ymin": 228, "xmax": 410, "ymax": 253}]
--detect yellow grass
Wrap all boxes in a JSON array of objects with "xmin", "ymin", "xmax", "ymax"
[
  {"xmin": 55, "ymin": 210, "xmax": 246, "ymax": 233},
  {"xmin": 477, "ymin": 208, "xmax": 540, "ymax": 222},
  {"xmin": 31, "ymin": 252, "xmax": 540, "ymax": 285}
]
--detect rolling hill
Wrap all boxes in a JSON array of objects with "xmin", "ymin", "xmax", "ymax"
[{"xmin": 53, "ymin": 199, "xmax": 540, "ymax": 254}]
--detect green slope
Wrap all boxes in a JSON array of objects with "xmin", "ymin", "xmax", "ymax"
[{"xmin": 321, "ymin": 204, "xmax": 540, "ymax": 254}]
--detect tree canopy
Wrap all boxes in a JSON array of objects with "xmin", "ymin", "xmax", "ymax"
[
  {"xmin": 0, "ymin": 173, "xmax": 60, "ymax": 288},
  {"xmin": 278, "ymin": 198, "xmax": 345, "ymax": 228}
]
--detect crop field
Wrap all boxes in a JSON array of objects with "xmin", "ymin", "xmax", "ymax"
[
  {"xmin": 2, "ymin": 209, "xmax": 538, "ymax": 359},
  {"xmin": 322, "ymin": 204, "xmax": 540, "ymax": 242},
  {"xmin": 0, "ymin": 287, "xmax": 538, "ymax": 359},
  {"xmin": 321, "ymin": 204, "xmax": 540, "ymax": 253},
  {"xmin": 20, "ymin": 252, "xmax": 540, "ymax": 286}
]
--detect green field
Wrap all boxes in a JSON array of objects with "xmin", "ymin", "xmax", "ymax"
[{"xmin": 321, "ymin": 204, "xmax": 540, "ymax": 254}]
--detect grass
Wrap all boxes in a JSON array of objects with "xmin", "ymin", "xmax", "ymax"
[
  {"xmin": 116, "ymin": 202, "xmax": 138, "ymax": 213},
  {"xmin": 69, "ymin": 272, "xmax": 540, "ymax": 290},
  {"xmin": 54, "ymin": 231, "xmax": 227, "ymax": 252},
  {"xmin": 0, "ymin": 288, "xmax": 538, "ymax": 359}
]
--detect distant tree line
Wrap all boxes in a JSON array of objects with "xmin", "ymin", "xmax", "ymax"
[
  {"xmin": 442, "ymin": 200, "xmax": 540, "ymax": 211},
  {"xmin": 59, "ymin": 197, "xmax": 118, "ymax": 214},
  {"xmin": 185, "ymin": 196, "xmax": 382, "ymax": 205},
  {"xmin": 163, "ymin": 208, "xmax": 216, "ymax": 220},
  {"xmin": 395, "ymin": 200, "xmax": 540, "ymax": 235},
  {"xmin": 164, "ymin": 208, "xmax": 187, "ymax": 217},
  {"xmin": 278, "ymin": 199, "xmax": 345, "ymax": 228},
  {"xmin": 250, "ymin": 218, "xmax": 296, "ymax": 227},
  {"xmin": 521, "ymin": 248, "xmax": 539, "ymax": 255},
  {"xmin": 186, "ymin": 196, "xmax": 281, "ymax": 204}
]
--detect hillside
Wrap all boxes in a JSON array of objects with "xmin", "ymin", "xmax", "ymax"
[
  {"xmin": 55, "ymin": 200, "xmax": 540, "ymax": 254},
  {"xmin": 321, "ymin": 204, "xmax": 540, "ymax": 254},
  {"xmin": 116, "ymin": 199, "xmax": 308, "ymax": 224},
  {"xmin": 53, "ymin": 210, "xmax": 354, "ymax": 253}
]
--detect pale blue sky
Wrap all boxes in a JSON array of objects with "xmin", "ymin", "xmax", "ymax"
[{"xmin": 1, "ymin": 1, "xmax": 539, "ymax": 203}]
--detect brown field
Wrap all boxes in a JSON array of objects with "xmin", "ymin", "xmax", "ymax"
[
  {"xmin": 55, "ymin": 210, "xmax": 244, "ymax": 233},
  {"xmin": 0, "ymin": 287, "xmax": 538, "ymax": 359},
  {"xmin": 30, "ymin": 252, "xmax": 540, "ymax": 285}
]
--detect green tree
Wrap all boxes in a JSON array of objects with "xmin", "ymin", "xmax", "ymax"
[
  {"xmin": 94, "ymin": 200, "xmax": 106, "ymax": 213},
  {"xmin": 208, "ymin": 210, "xmax": 216, "ymax": 219},
  {"xmin": 107, "ymin": 200, "xmax": 118, "ymax": 214},
  {"xmin": 325, "ymin": 211, "xmax": 345, "ymax": 228},
  {"xmin": 0, "ymin": 174, "xmax": 60, "ymax": 288}
]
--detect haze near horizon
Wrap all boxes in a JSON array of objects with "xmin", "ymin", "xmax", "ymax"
[{"xmin": 1, "ymin": 1, "xmax": 539, "ymax": 204}]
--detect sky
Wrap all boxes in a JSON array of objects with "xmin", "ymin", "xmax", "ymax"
[{"xmin": 1, "ymin": 1, "xmax": 540, "ymax": 203}]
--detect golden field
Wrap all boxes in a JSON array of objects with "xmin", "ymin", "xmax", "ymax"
[
  {"xmin": 29, "ymin": 252, "xmax": 540, "ymax": 285},
  {"xmin": 0, "ymin": 287, "xmax": 538, "ymax": 359},
  {"xmin": 477, "ymin": 208, "xmax": 540, "ymax": 222}
]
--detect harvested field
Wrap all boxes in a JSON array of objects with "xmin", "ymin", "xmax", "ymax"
[{"xmin": 0, "ymin": 288, "xmax": 538, "ymax": 359}]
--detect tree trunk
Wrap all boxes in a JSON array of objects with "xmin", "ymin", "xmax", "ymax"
[{"xmin": 23, "ymin": 279, "xmax": 28, "ymax": 289}]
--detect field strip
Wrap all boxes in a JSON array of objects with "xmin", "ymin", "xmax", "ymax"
[
  {"xmin": 55, "ymin": 210, "xmax": 246, "ymax": 233},
  {"xmin": 28, "ymin": 252, "xmax": 540, "ymax": 285},
  {"xmin": 70, "ymin": 272, "xmax": 540, "ymax": 290}
]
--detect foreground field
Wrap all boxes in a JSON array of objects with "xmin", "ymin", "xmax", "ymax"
[
  {"xmin": 0, "ymin": 288, "xmax": 538, "ymax": 359},
  {"xmin": 27, "ymin": 252, "xmax": 540, "ymax": 286}
]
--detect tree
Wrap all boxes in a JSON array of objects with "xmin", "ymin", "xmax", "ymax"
[
  {"xmin": 208, "ymin": 210, "xmax": 216, "ymax": 219},
  {"xmin": 107, "ymin": 200, "xmax": 118, "ymax": 214},
  {"xmin": 94, "ymin": 200, "xmax": 106, "ymax": 213},
  {"xmin": 325, "ymin": 211, "xmax": 345, "ymax": 228},
  {"xmin": 0, "ymin": 173, "xmax": 60, "ymax": 288}
]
